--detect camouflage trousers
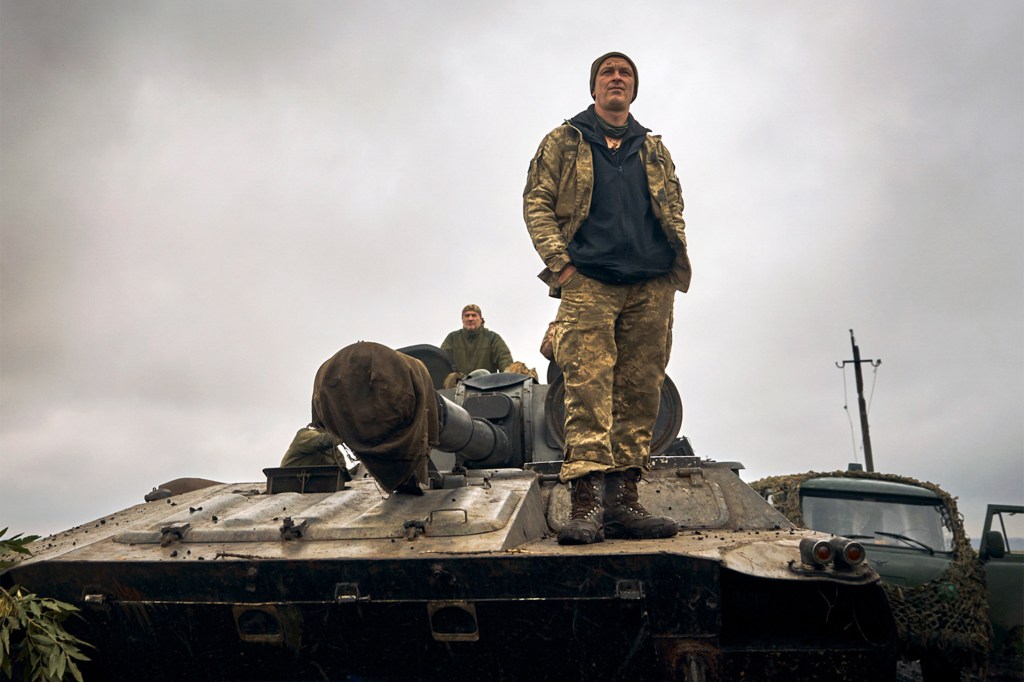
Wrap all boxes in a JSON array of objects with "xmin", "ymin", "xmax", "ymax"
[{"xmin": 552, "ymin": 273, "xmax": 675, "ymax": 482}]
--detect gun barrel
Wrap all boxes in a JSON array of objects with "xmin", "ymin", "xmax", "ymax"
[{"xmin": 436, "ymin": 394, "xmax": 511, "ymax": 467}]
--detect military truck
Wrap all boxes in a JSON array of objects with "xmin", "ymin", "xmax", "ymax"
[
  {"xmin": 978, "ymin": 504, "xmax": 1024, "ymax": 679},
  {"xmin": 750, "ymin": 471, "xmax": 1022, "ymax": 681},
  {"xmin": 1, "ymin": 342, "xmax": 900, "ymax": 681}
]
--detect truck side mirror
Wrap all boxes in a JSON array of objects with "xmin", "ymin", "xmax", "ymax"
[{"xmin": 983, "ymin": 529, "xmax": 1006, "ymax": 559}]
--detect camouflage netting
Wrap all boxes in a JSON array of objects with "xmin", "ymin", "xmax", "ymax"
[{"xmin": 749, "ymin": 470, "xmax": 992, "ymax": 670}]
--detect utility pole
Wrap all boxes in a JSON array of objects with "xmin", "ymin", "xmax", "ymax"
[{"xmin": 836, "ymin": 330, "xmax": 882, "ymax": 472}]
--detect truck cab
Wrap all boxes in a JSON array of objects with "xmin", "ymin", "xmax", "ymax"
[{"xmin": 799, "ymin": 477, "xmax": 956, "ymax": 586}]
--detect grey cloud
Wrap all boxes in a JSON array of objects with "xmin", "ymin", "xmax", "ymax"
[{"xmin": 1, "ymin": 0, "xmax": 1020, "ymax": 542}]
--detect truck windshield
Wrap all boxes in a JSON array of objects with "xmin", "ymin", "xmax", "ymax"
[{"xmin": 802, "ymin": 494, "xmax": 955, "ymax": 553}]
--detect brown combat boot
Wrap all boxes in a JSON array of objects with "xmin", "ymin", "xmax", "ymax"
[
  {"xmin": 604, "ymin": 468, "xmax": 678, "ymax": 539},
  {"xmin": 557, "ymin": 472, "xmax": 605, "ymax": 545}
]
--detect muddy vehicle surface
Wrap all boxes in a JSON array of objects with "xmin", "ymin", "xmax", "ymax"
[{"xmin": 2, "ymin": 343, "xmax": 899, "ymax": 681}]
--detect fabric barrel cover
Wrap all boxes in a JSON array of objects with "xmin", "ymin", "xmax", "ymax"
[{"xmin": 312, "ymin": 342, "xmax": 438, "ymax": 492}]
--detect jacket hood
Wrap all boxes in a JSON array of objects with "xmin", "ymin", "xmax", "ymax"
[{"xmin": 569, "ymin": 105, "xmax": 649, "ymax": 145}]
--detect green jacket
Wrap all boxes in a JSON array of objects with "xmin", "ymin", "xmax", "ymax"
[
  {"xmin": 523, "ymin": 121, "xmax": 691, "ymax": 297},
  {"xmin": 280, "ymin": 426, "xmax": 342, "ymax": 467},
  {"xmin": 440, "ymin": 327, "xmax": 513, "ymax": 374}
]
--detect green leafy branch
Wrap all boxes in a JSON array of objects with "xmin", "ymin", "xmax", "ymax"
[
  {"xmin": 1, "ymin": 530, "xmax": 92, "ymax": 681},
  {"xmin": 0, "ymin": 529, "xmax": 40, "ymax": 571}
]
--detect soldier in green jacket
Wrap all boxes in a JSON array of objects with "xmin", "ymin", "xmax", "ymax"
[
  {"xmin": 280, "ymin": 425, "xmax": 343, "ymax": 467},
  {"xmin": 440, "ymin": 304, "xmax": 513, "ymax": 375},
  {"xmin": 523, "ymin": 52, "xmax": 690, "ymax": 546}
]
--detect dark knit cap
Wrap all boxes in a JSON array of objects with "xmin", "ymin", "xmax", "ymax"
[{"xmin": 590, "ymin": 52, "xmax": 638, "ymax": 102}]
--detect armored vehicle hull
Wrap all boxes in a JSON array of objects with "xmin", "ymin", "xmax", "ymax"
[{"xmin": 2, "ymin": 343, "xmax": 898, "ymax": 681}]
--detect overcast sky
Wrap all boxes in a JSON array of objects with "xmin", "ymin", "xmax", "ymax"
[{"xmin": 2, "ymin": 0, "xmax": 1021, "ymax": 541}]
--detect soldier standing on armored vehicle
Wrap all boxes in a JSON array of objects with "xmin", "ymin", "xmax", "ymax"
[{"xmin": 524, "ymin": 52, "xmax": 692, "ymax": 545}]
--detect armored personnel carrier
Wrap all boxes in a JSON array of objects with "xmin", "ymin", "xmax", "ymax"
[{"xmin": 2, "ymin": 342, "xmax": 898, "ymax": 681}]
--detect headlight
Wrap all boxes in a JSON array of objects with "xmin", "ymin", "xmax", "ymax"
[
  {"xmin": 799, "ymin": 537, "xmax": 834, "ymax": 568},
  {"xmin": 830, "ymin": 537, "xmax": 866, "ymax": 569}
]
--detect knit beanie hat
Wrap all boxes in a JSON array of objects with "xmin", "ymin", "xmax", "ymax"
[{"xmin": 590, "ymin": 52, "xmax": 638, "ymax": 102}]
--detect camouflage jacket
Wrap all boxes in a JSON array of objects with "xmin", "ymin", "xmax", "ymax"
[{"xmin": 523, "ymin": 121, "xmax": 691, "ymax": 298}]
